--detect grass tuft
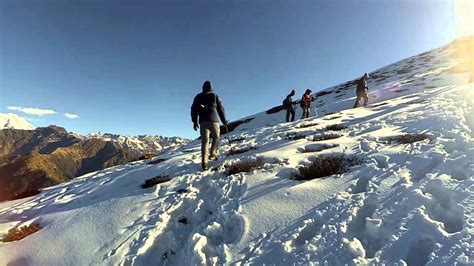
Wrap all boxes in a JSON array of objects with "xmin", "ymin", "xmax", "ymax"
[
  {"xmin": 387, "ymin": 133, "xmax": 430, "ymax": 144},
  {"xmin": 226, "ymin": 158, "xmax": 264, "ymax": 176},
  {"xmin": 302, "ymin": 144, "xmax": 339, "ymax": 153},
  {"xmin": 141, "ymin": 175, "xmax": 172, "ymax": 188},
  {"xmin": 297, "ymin": 122, "xmax": 319, "ymax": 129},
  {"xmin": 325, "ymin": 124, "xmax": 347, "ymax": 131},
  {"xmin": 312, "ymin": 133, "xmax": 342, "ymax": 141},
  {"xmin": 294, "ymin": 154, "xmax": 363, "ymax": 180},
  {"xmin": 229, "ymin": 137, "xmax": 245, "ymax": 143},
  {"xmin": 138, "ymin": 153, "xmax": 158, "ymax": 160},
  {"xmin": 228, "ymin": 146, "xmax": 256, "ymax": 156},
  {"xmin": 1, "ymin": 223, "xmax": 42, "ymax": 242},
  {"xmin": 286, "ymin": 133, "xmax": 306, "ymax": 141},
  {"xmin": 148, "ymin": 158, "xmax": 168, "ymax": 165}
]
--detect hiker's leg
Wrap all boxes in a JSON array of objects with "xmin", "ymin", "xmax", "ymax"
[
  {"xmin": 363, "ymin": 92, "xmax": 368, "ymax": 106},
  {"xmin": 200, "ymin": 122, "xmax": 211, "ymax": 166},
  {"xmin": 290, "ymin": 108, "xmax": 295, "ymax": 122},
  {"xmin": 353, "ymin": 95, "xmax": 361, "ymax": 108},
  {"xmin": 286, "ymin": 108, "xmax": 290, "ymax": 122},
  {"xmin": 210, "ymin": 122, "xmax": 220, "ymax": 158},
  {"xmin": 306, "ymin": 107, "xmax": 311, "ymax": 118}
]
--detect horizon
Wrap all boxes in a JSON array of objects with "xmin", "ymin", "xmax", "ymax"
[{"xmin": 1, "ymin": 0, "xmax": 473, "ymax": 139}]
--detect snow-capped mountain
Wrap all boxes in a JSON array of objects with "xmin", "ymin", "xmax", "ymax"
[
  {"xmin": 0, "ymin": 113, "xmax": 35, "ymax": 130},
  {"xmin": 86, "ymin": 133, "xmax": 189, "ymax": 154},
  {"xmin": 0, "ymin": 39, "xmax": 472, "ymax": 265}
]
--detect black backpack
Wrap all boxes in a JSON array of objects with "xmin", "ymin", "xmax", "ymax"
[
  {"xmin": 282, "ymin": 97, "xmax": 291, "ymax": 108},
  {"xmin": 200, "ymin": 93, "xmax": 217, "ymax": 112}
]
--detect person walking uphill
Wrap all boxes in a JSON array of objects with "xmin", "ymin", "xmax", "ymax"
[
  {"xmin": 283, "ymin": 90, "xmax": 296, "ymax": 122},
  {"xmin": 353, "ymin": 73, "xmax": 369, "ymax": 108},
  {"xmin": 300, "ymin": 89, "xmax": 314, "ymax": 119},
  {"xmin": 191, "ymin": 81, "xmax": 227, "ymax": 171}
]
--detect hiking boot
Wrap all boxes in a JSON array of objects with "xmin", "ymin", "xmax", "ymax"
[
  {"xmin": 209, "ymin": 154, "xmax": 218, "ymax": 161},
  {"xmin": 201, "ymin": 163, "xmax": 208, "ymax": 171}
]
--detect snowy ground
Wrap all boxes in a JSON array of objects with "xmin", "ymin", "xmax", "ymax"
[{"xmin": 0, "ymin": 42, "xmax": 472, "ymax": 265}]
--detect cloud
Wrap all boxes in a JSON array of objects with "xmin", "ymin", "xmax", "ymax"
[
  {"xmin": 7, "ymin": 106, "xmax": 57, "ymax": 116},
  {"xmin": 64, "ymin": 113, "xmax": 79, "ymax": 119}
]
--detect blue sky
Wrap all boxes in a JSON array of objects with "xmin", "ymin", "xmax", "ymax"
[{"xmin": 0, "ymin": 0, "xmax": 461, "ymax": 138}]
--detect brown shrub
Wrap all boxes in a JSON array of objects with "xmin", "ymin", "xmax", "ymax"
[
  {"xmin": 1, "ymin": 223, "xmax": 42, "ymax": 242},
  {"xmin": 325, "ymin": 124, "xmax": 347, "ymax": 131},
  {"xmin": 139, "ymin": 153, "xmax": 158, "ymax": 160},
  {"xmin": 229, "ymin": 137, "xmax": 245, "ymax": 143},
  {"xmin": 387, "ymin": 133, "xmax": 430, "ymax": 144},
  {"xmin": 286, "ymin": 133, "xmax": 306, "ymax": 140},
  {"xmin": 297, "ymin": 123, "xmax": 319, "ymax": 129},
  {"xmin": 294, "ymin": 155, "xmax": 363, "ymax": 180},
  {"xmin": 302, "ymin": 144, "xmax": 339, "ymax": 153},
  {"xmin": 226, "ymin": 158, "xmax": 264, "ymax": 176},
  {"xmin": 228, "ymin": 146, "xmax": 256, "ymax": 156},
  {"xmin": 141, "ymin": 175, "xmax": 172, "ymax": 188},
  {"xmin": 312, "ymin": 133, "xmax": 342, "ymax": 141},
  {"xmin": 148, "ymin": 158, "xmax": 168, "ymax": 165}
]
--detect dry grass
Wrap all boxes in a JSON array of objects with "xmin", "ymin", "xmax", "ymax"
[
  {"xmin": 1, "ymin": 223, "xmax": 41, "ymax": 242},
  {"xmin": 302, "ymin": 144, "xmax": 339, "ymax": 153},
  {"xmin": 294, "ymin": 154, "xmax": 363, "ymax": 180},
  {"xmin": 228, "ymin": 146, "xmax": 256, "ymax": 156},
  {"xmin": 312, "ymin": 133, "xmax": 342, "ymax": 141},
  {"xmin": 387, "ymin": 133, "xmax": 430, "ymax": 144},
  {"xmin": 229, "ymin": 137, "xmax": 245, "ymax": 143},
  {"xmin": 325, "ymin": 124, "xmax": 347, "ymax": 131},
  {"xmin": 286, "ymin": 133, "xmax": 306, "ymax": 141},
  {"xmin": 226, "ymin": 158, "xmax": 264, "ymax": 176},
  {"xmin": 148, "ymin": 158, "xmax": 168, "ymax": 165},
  {"xmin": 139, "ymin": 153, "xmax": 158, "ymax": 160},
  {"xmin": 297, "ymin": 122, "xmax": 319, "ymax": 129},
  {"xmin": 141, "ymin": 175, "xmax": 172, "ymax": 188}
]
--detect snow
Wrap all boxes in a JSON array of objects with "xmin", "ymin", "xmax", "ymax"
[
  {"xmin": 0, "ymin": 113, "xmax": 35, "ymax": 130},
  {"xmin": 0, "ymin": 41, "xmax": 473, "ymax": 265}
]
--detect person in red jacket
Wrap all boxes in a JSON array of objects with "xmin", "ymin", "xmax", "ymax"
[{"xmin": 300, "ymin": 89, "xmax": 313, "ymax": 119}]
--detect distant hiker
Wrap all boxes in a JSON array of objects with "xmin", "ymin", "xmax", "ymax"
[
  {"xmin": 283, "ymin": 90, "xmax": 296, "ymax": 122},
  {"xmin": 353, "ymin": 73, "xmax": 369, "ymax": 108},
  {"xmin": 191, "ymin": 81, "xmax": 227, "ymax": 171},
  {"xmin": 300, "ymin": 89, "xmax": 314, "ymax": 119}
]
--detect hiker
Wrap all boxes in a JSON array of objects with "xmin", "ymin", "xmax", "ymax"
[
  {"xmin": 353, "ymin": 73, "xmax": 369, "ymax": 108},
  {"xmin": 191, "ymin": 81, "xmax": 227, "ymax": 171},
  {"xmin": 300, "ymin": 89, "xmax": 313, "ymax": 119},
  {"xmin": 283, "ymin": 89, "xmax": 296, "ymax": 122}
]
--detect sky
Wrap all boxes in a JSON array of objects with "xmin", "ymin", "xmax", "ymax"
[{"xmin": 0, "ymin": 0, "xmax": 468, "ymax": 138}]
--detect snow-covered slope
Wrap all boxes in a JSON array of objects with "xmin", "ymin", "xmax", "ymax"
[
  {"xmin": 0, "ymin": 113, "xmax": 35, "ymax": 130},
  {"xmin": 229, "ymin": 39, "xmax": 472, "ymax": 132},
  {"xmin": 0, "ymin": 41, "xmax": 472, "ymax": 265}
]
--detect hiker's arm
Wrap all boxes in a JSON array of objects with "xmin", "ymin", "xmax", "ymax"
[
  {"xmin": 216, "ymin": 96, "xmax": 227, "ymax": 125},
  {"xmin": 190, "ymin": 96, "xmax": 199, "ymax": 124}
]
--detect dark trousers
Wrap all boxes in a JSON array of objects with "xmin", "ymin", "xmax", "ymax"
[
  {"xmin": 301, "ymin": 106, "xmax": 311, "ymax": 119},
  {"xmin": 353, "ymin": 90, "xmax": 369, "ymax": 108},
  {"xmin": 286, "ymin": 107, "xmax": 295, "ymax": 122}
]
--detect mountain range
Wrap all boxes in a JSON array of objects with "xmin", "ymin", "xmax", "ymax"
[{"xmin": 0, "ymin": 124, "xmax": 188, "ymax": 201}]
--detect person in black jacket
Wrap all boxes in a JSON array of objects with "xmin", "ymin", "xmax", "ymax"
[
  {"xmin": 283, "ymin": 90, "xmax": 296, "ymax": 122},
  {"xmin": 191, "ymin": 81, "xmax": 227, "ymax": 171},
  {"xmin": 353, "ymin": 73, "xmax": 369, "ymax": 108}
]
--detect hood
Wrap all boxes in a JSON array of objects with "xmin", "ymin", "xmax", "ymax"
[{"xmin": 202, "ymin": 81, "xmax": 213, "ymax": 93}]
